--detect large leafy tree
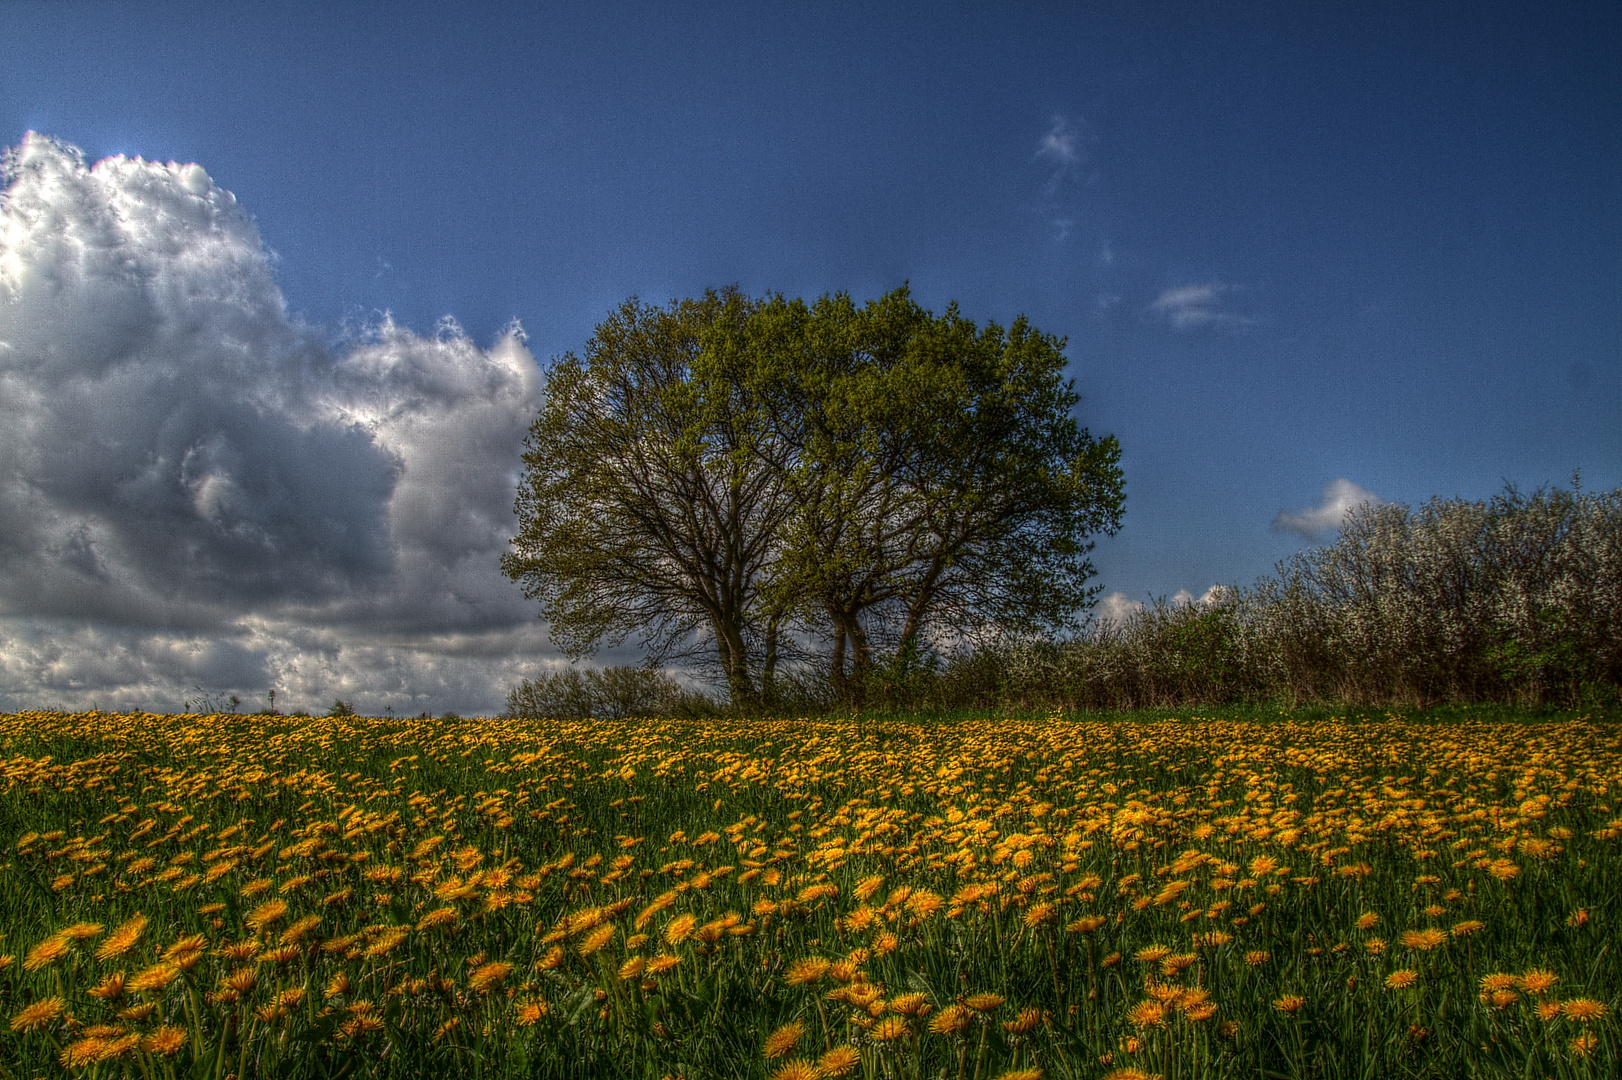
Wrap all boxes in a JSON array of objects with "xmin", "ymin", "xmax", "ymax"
[
  {"xmin": 501, "ymin": 289, "xmax": 792, "ymax": 705},
  {"xmin": 744, "ymin": 288, "xmax": 1124, "ymax": 701},
  {"xmin": 505, "ymin": 285, "xmax": 1124, "ymax": 706}
]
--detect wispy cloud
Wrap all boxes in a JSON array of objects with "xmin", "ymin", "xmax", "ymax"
[
  {"xmin": 1148, "ymin": 281, "xmax": 1250, "ymax": 331},
  {"xmin": 1036, "ymin": 114, "xmax": 1084, "ymax": 168},
  {"xmin": 0, "ymin": 133, "xmax": 543, "ymax": 714},
  {"xmin": 1272, "ymin": 479, "xmax": 1385, "ymax": 540}
]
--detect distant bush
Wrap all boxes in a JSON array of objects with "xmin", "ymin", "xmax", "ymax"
[
  {"xmin": 505, "ymin": 666, "xmax": 697, "ymax": 720},
  {"xmin": 913, "ymin": 481, "xmax": 1622, "ymax": 711}
]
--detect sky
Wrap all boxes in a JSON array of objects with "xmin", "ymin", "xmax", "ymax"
[{"xmin": 0, "ymin": 0, "xmax": 1617, "ymax": 714}]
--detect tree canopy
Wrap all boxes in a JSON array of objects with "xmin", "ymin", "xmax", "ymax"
[{"xmin": 503, "ymin": 285, "xmax": 1124, "ymax": 706}]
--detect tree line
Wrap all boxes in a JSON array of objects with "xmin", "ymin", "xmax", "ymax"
[{"xmin": 501, "ymin": 286, "xmax": 1125, "ymax": 708}]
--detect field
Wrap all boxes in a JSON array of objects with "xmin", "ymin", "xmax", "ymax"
[{"xmin": 1, "ymin": 709, "xmax": 1618, "ymax": 1079}]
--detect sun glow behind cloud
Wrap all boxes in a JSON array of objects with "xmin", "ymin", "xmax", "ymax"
[{"xmin": 0, "ymin": 134, "xmax": 556, "ymax": 713}]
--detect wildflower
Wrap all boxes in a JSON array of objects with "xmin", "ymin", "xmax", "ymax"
[
  {"xmin": 619, "ymin": 956, "xmax": 647, "ymax": 980},
  {"xmin": 1385, "ymin": 970, "xmax": 1419, "ymax": 990},
  {"xmin": 1133, "ymin": 944, "xmax": 1171, "ymax": 964},
  {"xmin": 645, "ymin": 954, "xmax": 681, "ymax": 975},
  {"xmin": 1005, "ymin": 1006, "xmax": 1044, "ymax": 1032},
  {"xmin": 1126, "ymin": 1000, "xmax": 1167, "ymax": 1028},
  {"xmin": 325, "ymin": 971, "xmax": 351, "ymax": 998},
  {"xmin": 1400, "ymin": 928, "xmax": 1447, "ymax": 951},
  {"xmin": 1518, "ymin": 969, "xmax": 1558, "ymax": 994},
  {"xmin": 1067, "ymin": 915, "xmax": 1106, "ymax": 933},
  {"xmin": 663, "ymin": 913, "xmax": 697, "ymax": 946},
  {"xmin": 417, "ymin": 907, "xmax": 459, "ymax": 931},
  {"xmin": 1160, "ymin": 953, "xmax": 1198, "ymax": 977},
  {"xmin": 818, "ymin": 1045, "xmax": 861, "ymax": 1076},
  {"xmin": 1479, "ymin": 973, "xmax": 1518, "ymax": 993},
  {"xmin": 965, "ymin": 992, "xmax": 1005, "ymax": 1012},
  {"xmin": 929, "ymin": 1004, "xmax": 971, "ymax": 1036},
  {"xmin": 247, "ymin": 899, "xmax": 290, "ymax": 931},
  {"xmin": 992, "ymin": 1070, "xmax": 1043, "ymax": 1080},
  {"xmin": 469, "ymin": 961, "xmax": 513, "ymax": 992},
  {"xmin": 785, "ymin": 957, "xmax": 831, "ymax": 985},
  {"xmin": 1244, "ymin": 950, "xmax": 1271, "ymax": 966},
  {"xmin": 1355, "ymin": 912, "xmax": 1379, "ymax": 930},
  {"xmin": 1101, "ymin": 1068, "xmax": 1160, "ymax": 1080},
  {"xmin": 1273, "ymin": 996, "xmax": 1305, "ymax": 1014},
  {"xmin": 59, "ymin": 921, "xmax": 104, "ymax": 941},
  {"xmin": 1562, "ymin": 999, "xmax": 1608, "ymax": 1022},
  {"xmin": 1451, "ymin": 920, "xmax": 1485, "ymax": 938},
  {"xmin": 22, "ymin": 935, "xmax": 70, "ymax": 972},
  {"xmin": 871, "ymin": 1015, "xmax": 909, "ymax": 1040},
  {"xmin": 515, "ymin": 1001, "xmax": 547, "ymax": 1025},
  {"xmin": 59, "ymin": 1038, "xmax": 112, "ymax": 1067},
  {"xmin": 10, "ymin": 997, "xmax": 66, "ymax": 1032},
  {"xmin": 1570, "ymin": 1031, "xmax": 1599, "ymax": 1057},
  {"xmin": 768, "ymin": 1061, "xmax": 820, "ymax": 1080},
  {"xmin": 763, "ymin": 1019, "xmax": 805, "ymax": 1058},
  {"xmin": 88, "ymin": 971, "xmax": 126, "ymax": 999},
  {"xmin": 127, "ymin": 962, "xmax": 181, "ymax": 993},
  {"xmin": 1537, "ymin": 1000, "xmax": 1565, "ymax": 1022},
  {"xmin": 140, "ymin": 1026, "xmax": 187, "ymax": 1055}
]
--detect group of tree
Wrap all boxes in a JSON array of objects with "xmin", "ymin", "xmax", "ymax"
[{"xmin": 502, "ymin": 286, "xmax": 1125, "ymax": 708}]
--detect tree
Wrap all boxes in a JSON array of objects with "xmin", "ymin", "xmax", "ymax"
[
  {"xmin": 505, "ymin": 285, "xmax": 1125, "ymax": 707},
  {"xmin": 742, "ymin": 288, "xmax": 1124, "ymax": 702},
  {"xmin": 501, "ymin": 289, "xmax": 793, "ymax": 705}
]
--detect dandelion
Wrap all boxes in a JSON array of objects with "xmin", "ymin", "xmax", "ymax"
[
  {"xmin": 768, "ymin": 1061, "xmax": 820, "ymax": 1080},
  {"xmin": 1067, "ymin": 915, "xmax": 1106, "ymax": 933},
  {"xmin": 1385, "ymin": 970, "xmax": 1419, "ymax": 990},
  {"xmin": 1126, "ymin": 1000, "xmax": 1167, "ymax": 1028},
  {"xmin": 1004, "ymin": 1006, "xmax": 1044, "ymax": 1032},
  {"xmin": 469, "ymin": 961, "xmax": 513, "ymax": 992},
  {"xmin": 247, "ymin": 898, "xmax": 290, "ymax": 931},
  {"xmin": 764, "ymin": 1020, "xmax": 805, "ymax": 1059},
  {"xmin": 992, "ymin": 1070, "xmax": 1043, "ymax": 1080},
  {"xmin": 818, "ymin": 1045, "xmax": 861, "ymax": 1076},
  {"xmin": 965, "ymin": 992, "xmax": 1005, "ymax": 1012},
  {"xmin": 1273, "ymin": 996, "xmax": 1305, "ymax": 1014},
  {"xmin": 10, "ymin": 997, "xmax": 66, "ymax": 1032},
  {"xmin": 785, "ymin": 957, "xmax": 831, "ymax": 985},
  {"xmin": 1519, "ymin": 969, "xmax": 1558, "ymax": 994},
  {"xmin": 1400, "ymin": 928, "xmax": 1447, "ymax": 951},
  {"xmin": 1134, "ymin": 944, "xmax": 1171, "ymax": 964},
  {"xmin": 1562, "ymin": 999, "xmax": 1608, "ymax": 1022},
  {"xmin": 140, "ymin": 1026, "xmax": 187, "ymax": 1056},
  {"xmin": 664, "ymin": 913, "xmax": 697, "ymax": 947},
  {"xmin": 871, "ymin": 1015, "xmax": 909, "ymax": 1040},
  {"xmin": 929, "ymin": 1004, "xmax": 971, "ymax": 1036},
  {"xmin": 22, "ymin": 935, "xmax": 70, "ymax": 972},
  {"xmin": 127, "ymin": 962, "xmax": 181, "ymax": 993},
  {"xmin": 59, "ymin": 921, "xmax": 104, "ymax": 941},
  {"xmin": 1355, "ymin": 912, "xmax": 1379, "ymax": 930},
  {"xmin": 417, "ymin": 907, "xmax": 459, "ymax": 931},
  {"xmin": 1451, "ymin": 920, "xmax": 1485, "ymax": 938},
  {"xmin": 325, "ymin": 971, "xmax": 351, "ymax": 999},
  {"xmin": 515, "ymin": 1001, "xmax": 547, "ymax": 1025},
  {"xmin": 1244, "ymin": 950, "xmax": 1271, "ymax": 966},
  {"xmin": 578, "ymin": 923, "xmax": 615, "ymax": 957}
]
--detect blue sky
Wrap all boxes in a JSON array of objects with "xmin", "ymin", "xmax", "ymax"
[{"xmin": 0, "ymin": 1, "xmax": 1617, "ymax": 712}]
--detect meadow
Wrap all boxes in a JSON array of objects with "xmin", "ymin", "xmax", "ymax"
[{"xmin": 1, "ymin": 707, "xmax": 1617, "ymax": 1079}]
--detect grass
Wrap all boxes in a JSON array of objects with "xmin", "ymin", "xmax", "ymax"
[{"xmin": 1, "ymin": 706, "xmax": 1617, "ymax": 1078}]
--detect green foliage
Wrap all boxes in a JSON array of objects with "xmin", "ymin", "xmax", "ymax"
[
  {"xmin": 504, "ymin": 286, "xmax": 1124, "ymax": 709},
  {"xmin": 505, "ymin": 665, "xmax": 694, "ymax": 720}
]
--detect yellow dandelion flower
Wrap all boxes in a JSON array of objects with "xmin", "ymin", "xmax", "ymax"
[
  {"xmin": 1004, "ymin": 1006, "xmax": 1044, "ymax": 1032},
  {"xmin": 246, "ymin": 899, "xmax": 289, "ymax": 931},
  {"xmin": 1451, "ymin": 920, "xmax": 1485, "ymax": 938},
  {"xmin": 1160, "ymin": 953, "xmax": 1198, "ymax": 977},
  {"xmin": 140, "ymin": 1026, "xmax": 187, "ymax": 1056},
  {"xmin": 325, "ymin": 971, "xmax": 351, "ymax": 999},
  {"xmin": 222, "ymin": 966, "xmax": 257, "ymax": 993},
  {"xmin": 59, "ymin": 921, "xmax": 104, "ymax": 941},
  {"xmin": 22, "ymin": 935, "xmax": 70, "ymax": 972},
  {"xmin": 929, "ymin": 1004, "xmax": 971, "ymax": 1036},
  {"xmin": 1067, "ymin": 915, "xmax": 1107, "ymax": 933},
  {"xmin": 645, "ymin": 954, "xmax": 681, "ymax": 975},
  {"xmin": 59, "ymin": 1038, "xmax": 112, "ymax": 1067},
  {"xmin": 854, "ymin": 875, "xmax": 885, "ymax": 902},
  {"xmin": 87, "ymin": 971, "xmax": 126, "ymax": 1000},
  {"xmin": 1355, "ymin": 912, "xmax": 1379, "ymax": 931},
  {"xmin": 763, "ymin": 1020, "xmax": 805, "ymax": 1059},
  {"xmin": 619, "ymin": 956, "xmax": 647, "ymax": 980},
  {"xmin": 1519, "ymin": 969, "xmax": 1558, "ymax": 994},
  {"xmin": 1537, "ymin": 1000, "xmax": 1564, "ymax": 1022},
  {"xmin": 965, "ymin": 992, "xmax": 1005, "ymax": 1012},
  {"xmin": 127, "ymin": 962, "xmax": 181, "ymax": 993},
  {"xmin": 663, "ymin": 913, "xmax": 697, "ymax": 947},
  {"xmin": 1134, "ymin": 944, "xmax": 1171, "ymax": 964},
  {"xmin": 10, "ymin": 997, "xmax": 66, "ymax": 1032},
  {"xmin": 1480, "ymin": 974, "xmax": 1519, "ymax": 993},
  {"xmin": 515, "ymin": 1001, "xmax": 547, "ymax": 1026},
  {"xmin": 1562, "ymin": 999, "xmax": 1608, "ymax": 1022},
  {"xmin": 818, "ymin": 1045, "xmax": 861, "ymax": 1076},
  {"xmin": 417, "ymin": 907, "xmax": 459, "ymax": 932},
  {"xmin": 469, "ymin": 961, "xmax": 513, "ymax": 992},
  {"xmin": 768, "ymin": 1060, "xmax": 820, "ymax": 1080},
  {"xmin": 1570, "ymin": 1031, "xmax": 1599, "ymax": 1057},
  {"xmin": 991, "ymin": 1069, "xmax": 1043, "ymax": 1080},
  {"xmin": 890, "ymin": 992, "xmax": 930, "ymax": 1015},
  {"xmin": 1126, "ymin": 1000, "xmax": 1167, "ymax": 1028},
  {"xmin": 1101, "ymin": 1071, "xmax": 1159, "ymax": 1080},
  {"xmin": 1399, "ymin": 928, "xmax": 1446, "ymax": 951},
  {"xmin": 1273, "ymin": 996, "xmax": 1305, "ymax": 1013},
  {"xmin": 1385, "ymin": 970, "xmax": 1419, "ymax": 990},
  {"xmin": 578, "ymin": 923, "xmax": 615, "ymax": 957},
  {"xmin": 871, "ymin": 1015, "xmax": 909, "ymax": 1041},
  {"xmin": 785, "ymin": 957, "xmax": 831, "ymax": 985}
]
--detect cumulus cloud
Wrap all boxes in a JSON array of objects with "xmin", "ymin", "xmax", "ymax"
[
  {"xmin": 1093, "ymin": 592, "xmax": 1145, "ymax": 629},
  {"xmin": 0, "ymin": 133, "xmax": 543, "ymax": 713},
  {"xmin": 1272, "ymin": 479, "xmax": 1385, "ymax": 540},
  {"xmin": 1148, "ymin": 282, "xmax": 1249, "ymax": 331}
]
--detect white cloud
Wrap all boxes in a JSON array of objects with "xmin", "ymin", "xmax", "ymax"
[
  {"xmin": 0, "ymin": 133, "xmax": 543, "ymax": 714},
  {"xmin": 1036, "ymin": 115, "xmax": 1083, "ymax": 167},
  {"xmin": 1272, "ymin": 479, "xmax": 1385, "ymax": 540},
  {"xmin": 1093, "ymin": 591, "xmax": 1145, "ymax": 629},
  {"xmin": 1148, "ymin": 281, "xmax": 1249, "ymax": 331}
]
